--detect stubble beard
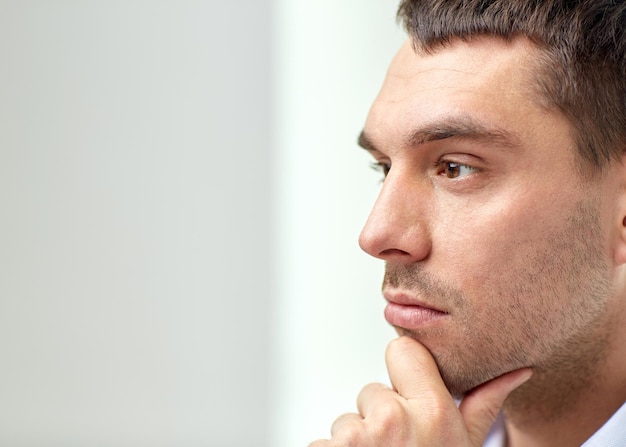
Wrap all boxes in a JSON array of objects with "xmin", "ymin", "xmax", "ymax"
[{"xmin": 385, "ymin": 199, "xmax": 614, "ymax": 420}]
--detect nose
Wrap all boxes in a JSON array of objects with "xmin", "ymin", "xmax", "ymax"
[{"xmin": 358, "ymin": 171, "xmax": 432, "ymax": 263}]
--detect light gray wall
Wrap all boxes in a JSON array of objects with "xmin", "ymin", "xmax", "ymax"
[
  {"xmin": 0, "ymin": 1, "xmax": 270, "ymax": 446},
  {"xmin": 0, "ymin": 1, "xmax": 410, "ymax": 445}
]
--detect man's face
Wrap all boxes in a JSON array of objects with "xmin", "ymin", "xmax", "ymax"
[{"xmin": 359, "ymin": 37, "xmax": 622, "ymax": 400}]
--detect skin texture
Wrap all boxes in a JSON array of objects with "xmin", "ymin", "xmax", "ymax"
[{"xmin": 312, "ymin": 36, "xmax": 626, "ymax": 447}]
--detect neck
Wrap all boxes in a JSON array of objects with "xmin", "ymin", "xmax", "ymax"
[
  {"xmin": 504, "ymin": 381, "xmax": 626, "ymax": 446},
  {"xmin": 503, "ymin": 305, "xmax": 626, "ymax": 447}
]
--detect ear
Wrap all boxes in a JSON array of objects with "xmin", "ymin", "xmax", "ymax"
[
  {"xmin": 613, "ymin": 154, "xmax": 626, "ymax": 266},
  {"xmin": 615, "ymin": 217, "xmax": 626, "ymax": 266}
]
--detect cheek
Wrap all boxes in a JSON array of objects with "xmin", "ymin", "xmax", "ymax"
[
  {"xmin": 432, "ymin": 204, "xmax": 530, "ymax": 284},
  {"xmin": 436, "ymin": 192, "xmax": 610, "ymax": 336},
  {"xmin": 431, "ymin": 192, "xmax": 571, "ymax": 303}
]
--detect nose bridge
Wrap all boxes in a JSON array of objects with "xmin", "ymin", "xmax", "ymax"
[{"xmin": 359, "ymin": 170, "xmax": 431, "ymax": 261}]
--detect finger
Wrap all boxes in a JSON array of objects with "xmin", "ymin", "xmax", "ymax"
[
  {"xmin": 385, "ymin": 336, "xmax": 452, "ymax": 403},
  {"xmin": 329, "ymin": 412, "xmax": 371, "ymax": 446},
  {"xmin": 308, "ymin": 440, "xmax": 328, "ymax": 447},
  {"xmin": 356, "ymin": 382, "xmax": 394, "ymax": 417},
  {"xmin": 330, "ymin": 412, "xmax": 362, "ymax": 436},
  {"xmin": 459, "ymin": 368, "xmax": 533, "ymax": 446}
]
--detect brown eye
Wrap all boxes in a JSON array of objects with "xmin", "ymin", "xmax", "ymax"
[{"xmin": 440, "ymin": 161, "xmax": 476, "ymax": 179}]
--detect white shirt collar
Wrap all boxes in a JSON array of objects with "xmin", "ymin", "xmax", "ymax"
[
  {"xmin": 582, "ymin": 401, "xmax": 626, "ymax": 447},
  {"xmin": 483, "ymin": 402, "xmax": 626, "ymax": 447},
  {"xmin": 483, "ymin": 413, "xmax": 506, "ymax": 447}
]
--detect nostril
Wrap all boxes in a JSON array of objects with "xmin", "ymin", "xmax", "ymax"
[{"xmin": 379, "ymin": 248, "xmax": 411, "ymax": 257}]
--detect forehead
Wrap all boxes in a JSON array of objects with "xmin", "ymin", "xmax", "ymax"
[{"xmin": 364, "ymin": 36, "xmax": 550, "ymax": 148}]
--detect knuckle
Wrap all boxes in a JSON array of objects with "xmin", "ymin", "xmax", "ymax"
[
  {"xmin": 369, "ymin": 398, "xmax": 410, "ymax": 440},
  {"xmin": 362, "ymin": 381, "xmax": 388, "ymax": 392},
  {"xmin": 371, "ymin": 397, "xmax": 405, "ymax": 423},
  {"xmin": 331, "ymin": 413, "xmax": 357, "ymax": 435},
  {"xmin": 332, "ymin": 420, "xmax": 364, "ymax": 446},
  {"xmin": 359, "ymin": 382, "xmax": 379, "ymax": 398}
]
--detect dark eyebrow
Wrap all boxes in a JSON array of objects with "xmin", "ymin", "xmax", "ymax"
[
  {"xmin": 357, "ymin": 131, "xmax": 378, "ymax": 153},
  {"xmin": 358, "ymin": 116, "xmax": 521, "ymax": 154}
]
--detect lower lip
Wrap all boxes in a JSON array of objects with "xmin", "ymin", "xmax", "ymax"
[{"xmin": 384, "ymin": 302, "xmax": 448, "ymax": 329}]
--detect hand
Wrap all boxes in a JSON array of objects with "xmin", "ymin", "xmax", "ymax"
[{"xmin": 309, "ymin": 336, "xmax": 532, "ymax": 447}]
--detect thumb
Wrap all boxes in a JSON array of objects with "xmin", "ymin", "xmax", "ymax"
[{"xmin": 459, "ymin": 368, "xmax": 532, "ymax": 446}]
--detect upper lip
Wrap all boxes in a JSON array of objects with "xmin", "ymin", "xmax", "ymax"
[{"xmin": 383, "ymin": 290, "xmax": 448, "ymax": 314}]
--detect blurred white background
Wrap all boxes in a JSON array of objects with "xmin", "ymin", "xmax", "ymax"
[
  {"xmin": 0, "ymin": 1, "xmax": 403, "ymax": 446},
  {"xmin": 271, "ymin": 1, "xmax": 403, "ymax": 445}
]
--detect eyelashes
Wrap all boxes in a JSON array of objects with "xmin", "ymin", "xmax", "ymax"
[
  {"xmin": 369, "ymin": 160, "xmax": 478, "ymax": 181},
  {"xmin": 370, "ymin": 161, "xmax": 391, "ymax": 177},
  {"xmin": 370, "ymin": 161, "xmax": 391, "ymax": 184}
]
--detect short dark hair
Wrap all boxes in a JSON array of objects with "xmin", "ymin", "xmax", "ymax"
[{"xmin": 397, "ymin": 0, "xmax": 626, "ymax": 169}]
